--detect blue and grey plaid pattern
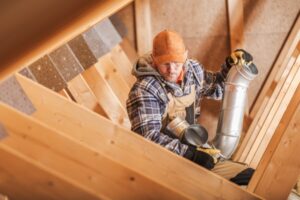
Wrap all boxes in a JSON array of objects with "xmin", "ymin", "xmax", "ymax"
[{"xmin": 126, "ymin": 59, "xmax": 229, "ymax": 156}]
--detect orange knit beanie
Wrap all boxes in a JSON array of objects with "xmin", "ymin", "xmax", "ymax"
[{"xmin": 152, "ymin": 30, "xmax": 187, "ymax": 65}]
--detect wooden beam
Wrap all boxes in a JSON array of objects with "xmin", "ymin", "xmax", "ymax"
[
  {"xmin": 250, "ymin": 15, "xmax": 300, "ymax": 118},
  {"xmin": 14, "ymin": 73, "xmax": 262, "ymax": 200},
  {"xmin": 227, "ymin": 0, "xmax": 245, "ymax": 50},
  {"xmin": 0, "ymin": 143, "xmax": 99, "ymax": 200},
  {"xmin": 110, "ymin": 44, "xmax": 136, "ymax": 86},
  {"xmin": 82, "ymin": 66, "xmax": 131, "ymax": 128},
  {"xmin": 0, "ymin": 0, "xmax": 134, "ymax": 80},
  {"xmin": 0, "ymin": 194, "xmax": 8, "ymax": 200},
  {"xmin": 95, "ymin": 53, "xmax": 131, "ymax": 108},
  {"xmin": 0, "ymin": 102, "xmax": 193, "ymax": 200},
  {"xmin": 248, "ymin": 55, "xmax": 300, "ymax": 167},
  {"xmin": 134, "ymin": 0, "xmax": 152, "ymax": 56},
  {"xmin": 248, "ymin": 84, "xmax": 300, "ymax": 199},
  {"xmin": 67, "ymin": 75, "xmax": 107, "ymax": 117},
  {"xmin": 244, "ymin": 54, "xmax": 300, "ymax": 166},
  {"xmin": 119, "ymin": 38, "xmax": 139, "ymax": 65}
]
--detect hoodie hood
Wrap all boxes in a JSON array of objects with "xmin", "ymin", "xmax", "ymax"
[{"xmin": 132, "ymin": 53, "xmax": 161, "ymax": 78}]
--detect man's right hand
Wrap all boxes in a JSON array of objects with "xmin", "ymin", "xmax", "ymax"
[{"xmin": 184, "ymin": 146, "xmax": 215, "ymax": 170}]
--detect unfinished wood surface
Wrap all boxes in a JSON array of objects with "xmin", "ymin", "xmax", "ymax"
[
  {"xmin": 57, "ymin": 89, "xmax": 72, "ymax": 101},
  {"xmin": 110, "ymin": 44, "xmax": 136, "ymax": 86},
  {"xmin": 247, "ymin": 54, "xmax": 300, "ymax": 167},
  {"xmin": 95, "ymin": 53, "xmax": 130, "ymax": 107},
  {"xmin": 0, "ymin": 144, "xmax": 99, "ymax": 200},
  {"xmin": 235, "ymin": 51, "xmax": 298, "ymax": 162},
  {"xmin": 119, "ymin": 38, "xmax": 139, "ymax": 65},
  {"xmin": 232, "ymin": 97, "xmax": 269, "ymax": 161},
  {"xmin": 82, "ymin": 66, "xmax": 131, "ymax": 128},
  {"xmin": 14, "ymin": 73, "xmax": 262, "ymax": 200},
  {"xmin": 250, "ymin": 15, "xmax": 300, "ymax": 118},
  {"xmin": 0, "ymin": 194, "xmax": 8, "ymax": 200},
  {"xmin": 245, "ymin": 55, "xmax": 300, "ymax": 168},
  {"xmin": 67, "ymin": 75, "xmax": 107, "ymax": 117},
  {"xmin": 134, "ymin": 0, "xmax": 152, "ymax": 56},
  {"xmin": 0, "ymin": 103, "xmax": 194, "ymax": 200},
  {"xmin": 227, "ymin": 0, "xmax": 244, "ymax": 50},
  {"xmin": 0, "ymin": 0, "xmax": 134, "ymax": 80},
  {"xmin": 248, "ymin": 84, "xmax": 300, "ymax": 200},
  {"xmin": 235, "ymin": 51, "xmax": 299, "ymax": 163}
]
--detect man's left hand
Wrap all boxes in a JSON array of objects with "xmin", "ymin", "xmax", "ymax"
[{"xmin": 226, "ymin": 49, "xmax": 254, "ymax": 68}]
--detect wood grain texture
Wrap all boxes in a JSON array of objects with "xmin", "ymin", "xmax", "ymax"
[
  {"xmin": 12, "ymin": 73, "xmax": 262, "ymax": 200},
  {"xmin": 248, "ymin": 84, "xmax": 300, "ymax": 200}
]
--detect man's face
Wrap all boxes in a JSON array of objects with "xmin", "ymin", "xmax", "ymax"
[{"xmin": 155, "ymin": 62, "xmax": 184, "ymax": 82}]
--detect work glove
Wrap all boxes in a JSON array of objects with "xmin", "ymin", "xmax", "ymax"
[
  {"xmin": 230, "ymin": 168, "xmax": 255, "ymax": 185},
  {"xmin": 197, "ymin": 146, "xmax": 220, "ymax": 164},
  {"xmin": 225, "ymin": 49, "xmax": 257, "ymax": 73},
  {"xmin": 184, "ymin": 145, "xmax": 215, "ymax": 170}
]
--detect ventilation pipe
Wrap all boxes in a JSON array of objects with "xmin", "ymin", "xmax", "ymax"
[{"xmin": 212, "ymin": 61, "xmax": 258, "ymax": 159}]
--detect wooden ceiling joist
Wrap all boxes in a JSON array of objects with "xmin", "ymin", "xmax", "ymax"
[
  {"xmin": 233, "ymin": 42, "xmax": 300, "ymax": 164},
  {"xmin": 110, "ymin": 44, "xmax": 137, "ymax": 87},
  {"xmin": 82, "ymin": 66, "xmax": 131, "ymax": 128},
  {"xmin": 0, "ymin": 102, "xmax": 188, "ymax": 200},
  {"xmin": 95, "ymin": 54, "xmax": 130, "ymax": 108},
  {"xmin": 248, "ymin": 83, "xmax": 300, "ymax": 199},
  {"xmin": 0, "ymin": 0, "xmax": 134, "ymax": 81},
  {"xmin": 7, "ymin": 73, "xmax": 262, "ymax": 200},
  {"xmin": 67, "ymin": 74, "xmax": 107, "ymax": 117},
  {"xmin": 247, "ymin": 54, "xmax": 300, "ymax": 167},
  {"xmin": 0, "ymin": 143, "xmax": 99, "ymax": 200},
  {"xmin": 134, "ymin": 0, "xmax": 152, "ymax": 56},
  {"xmin": 227, "ymin": 0, "xmax": 245, "ymax": 50}
]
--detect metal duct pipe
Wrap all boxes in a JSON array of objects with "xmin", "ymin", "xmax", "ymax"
[{"xmin": 212, "ymin": 62, "xmax": 258, "ymax": 159}]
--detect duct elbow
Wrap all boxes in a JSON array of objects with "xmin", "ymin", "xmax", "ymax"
[{"xmin": 213, "ymin": 62, "xmax": 258, "ymax": 159}]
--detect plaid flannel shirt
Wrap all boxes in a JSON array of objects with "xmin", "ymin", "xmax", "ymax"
[{"xmin": 126, "ymin": 58, "xmax": 229, "ymax": 156}]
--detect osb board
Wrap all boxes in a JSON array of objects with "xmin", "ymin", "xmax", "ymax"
[{"xmin": 243, "ymin": 0, "xmax": 300, "ymax": 106}]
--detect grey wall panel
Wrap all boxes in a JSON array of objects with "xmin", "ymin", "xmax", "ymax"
[
  {"xmin": 68, "ymin": 35, "xmax": 98, "ymax": 70},
  {"xmin": 28, "ymin": 56, "xmax": 67, "ymax": 91},
  {"xmin": 49, "ymin": 44, "xmax": 84, "ymax": 82},
  {"xmin": 93, "ymin": 18, "xmax": 122, "ymax": 50},
  {"xmin": 19, "ymin": 67, "xmax": 37, "ymax": 81},
  {"xmin": 82, "ymin": 27, "xmax": 110, "ymax": 58},
  {"xmin": 0, "ymin": 76, "xmax": 36, "ymax": 115}
]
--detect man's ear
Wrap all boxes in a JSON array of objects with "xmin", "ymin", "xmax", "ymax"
[{"xmin": 151, "ymin": 54, "xmax": 157, "ymax": 68}]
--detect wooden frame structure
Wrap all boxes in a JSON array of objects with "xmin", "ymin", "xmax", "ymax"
[
  {"xmin": 0, "ymin": 0, "xmax": 299, "ymax": 199},
  {"xmin": 0, "ymin": 74, "xmax": 262, "ymax": 199}
]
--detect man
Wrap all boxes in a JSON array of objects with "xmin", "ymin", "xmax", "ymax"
[{"xmin": 126, "ymin": 30, "xmax": 255, "ymax": 184}]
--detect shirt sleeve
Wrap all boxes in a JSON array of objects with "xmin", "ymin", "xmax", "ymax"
[
  {"xmin": 193, "ymin": 61, "xmax": 230, "ymax": 100},
  {"xmin": 126, "ymin": 86, "xmax": 188, "ymax": 156}
]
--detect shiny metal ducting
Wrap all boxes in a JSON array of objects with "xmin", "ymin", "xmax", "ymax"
[{"xmin": 213, "ymin": 62, "xmax": 258, "ymax": 158}]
